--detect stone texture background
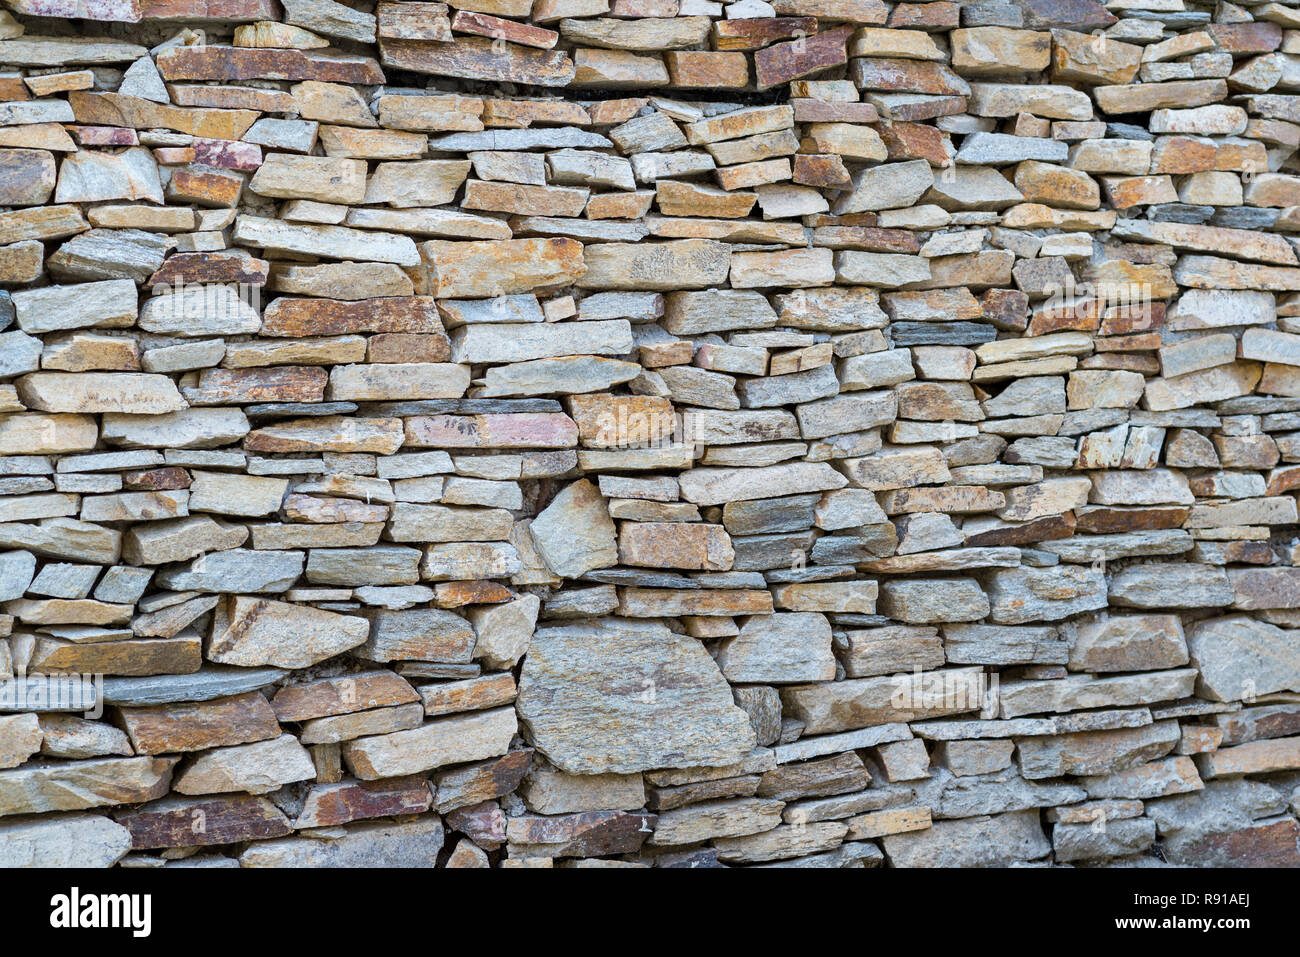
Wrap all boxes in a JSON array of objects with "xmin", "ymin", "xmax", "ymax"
[{"xmin": 0, "ymin": 0, "xmax": 1299, "ymax": 868}]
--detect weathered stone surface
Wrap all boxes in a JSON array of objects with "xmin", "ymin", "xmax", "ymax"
[
  {"xmin": 715, "ymin": 613, "xmax": 836, "ymax": 684},
  {"xmin": 17, "ymin": 372, "xmax": 186, "ymax": 415},
  {"xmin": 881, "ymin": 810, "xmax": 1050, "ymax": 867},
  {"xmin": 240, "ymin": 817, "xmax": 445, "ymax": 867},
  {"xmin": 293, "ymin": 775, "xmax": 433, "ymax": 828},
  {"xmin": 0, "ymin": 756, "xmax": 174, "ymax": 817},
  {"xmin": 361, "ymin": 607, "xmax": 475, "ymax": 662},
  {"xmin": 424, "ymin": 238, "xmax": 584, "ymax": 297},
  {"xmin": 580, "ymin": 240, "xmax": 732, "ymax": 293},
  {"xmin": 0, "ymin": 812, "xmax": 132, "ymax": 867},
  {"xmin": 519, "ymin": 760, "xmax": 644, "ymax": 815},
  {"xmin": 984, "ymin": 567, "xmax": 1107, "ymax": 623},
  {"xmin": 172, "ymin": 733, "xmax": 314, "ymax": 795},
  {"xmin": 1067, "ymin": 615, "xmax": 1189, "ymax": 673},
  {"xmin": 782, "ymin": 667, "xmax": 986, "ymax": 734},
  {"xmin": 1186, "ymin": 615, "xmax": 1300, "ymax": 702},
  {"xmin": 679, "ymin": 463, "xmax": 846, "ymax": 506},
  {"xmin": 517, "ymin": 619, "xmax": 756, "ymax": 773},
  {"xmin": 207, "ymin": 596, "xmax": 369, "ymax": 668},
  {"xmin": 120, "ymin": 692, "xmax": 279, "ymax": 755},
  {"xmin": 341, "ymin": 707, "xmax": 517, "ymax": 778}
]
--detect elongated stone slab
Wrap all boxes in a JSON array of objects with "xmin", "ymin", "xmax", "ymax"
[
  {"xmin": 341, "ymin": 706, "xmax": 517, "ymax": 779},
  {"xmin": 0, "ymin": 813, "xmax": 132, "ymax": 867},
  {"xmin": 207, "ymin": 596, "xmax": 369, "ymax": 668},
  {"xmin": 0, "ymin": 755, "xmax": 175, "ymax": 817},
  {"xmin": 380, "ymin": 36, "xmax": 575, "ymax": 86},
  {"xmin": 115, "ymin": 794, "xmax": 292, "ymax": 849}
]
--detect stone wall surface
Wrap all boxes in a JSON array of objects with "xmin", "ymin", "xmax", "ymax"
[{"xmin": 1, "ymin": 0, "xmax": 1300, "ymax": 869}]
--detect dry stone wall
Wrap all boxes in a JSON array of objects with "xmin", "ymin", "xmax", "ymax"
[{"xmin": 0, "ymin": 0, "xmax": 1299, "ymax": 869}]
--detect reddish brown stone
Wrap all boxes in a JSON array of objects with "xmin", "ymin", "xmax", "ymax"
[
  {"xmin": 1099, "ymin": 242, "xmax": 1171, "ymax": 267},
  {"xmin": 272, "ymin": 671, "xmax": 420, "ymax": 722},
  {"xmin": 432, "ymin": 749, "xmax": 533, "ymax": 813},
  {"xmin": 421, "ymin": 672, "xmax": 517, "ymax": 716},
  {"xmin": 506, "ymin": 810, "xmax": 657, "ymax": 858},
  {"xmin": 812, "ymin": 225, "xmax": 922, "ymax": 253},
  {"xmin": 808, "ymin": 212, "xmax": 879, "ymax": 228},
  {"xmin": 123, "ymin": 467, "xmax": 192, "ymax": 491},
  {"xmin": 792, "ymin": 99, "xmax": 881, "ymax": 123},
  {"xmin": 156, "ymin": 46, "xmax": 385, "ymax": 84},
  {"xmin": 1196, "ymin": 541, "xmax": 1275, "ymax": 565},
  {"xmin": 582, "ymin": 98, "xmax": 647, "ymax": 126},
  {"xmin": 0, "ymin": 76, "xmax": 29, "ymax": 101},
  {"xmin": 483, "ymin": 97, "xmax": 591, "ymax": 128},
  {"xmin": 1084, "ymin": 353, "xmax": 1158, "ymax": 373},
  {"xmin": 713, "ymin": 17, "xmax": 817, "ymax": 51},
  {"xmin": 794, "ymin": 153, "xmax": 853, "ymax": 191},
  {"xmin": 450, "ymin": 10, "xmax": 558, "ymax": 49},
  {"xmin": 874, "ymin": 120, "xmax": 949, "ymax": 164},
  {"xmin": 150, "ymin": 251, "xmax": 270, "ymax": 287},
  {"xmin": 664, "ymin": 50, "xmax": 749, "ymax": 89},
  {"xmin": 294, "ymin": 775, "xmax": 433, "ymax": 828},
  {"xmin": 367, "ymin": 332, "xmax": 453, "ymax": 363},
  {"xmin": 68, "ymin": 126, "xmax": 138, "ymax": 146},
  {"xmin": 166, "ymin": 166, "xmax": 244, "ymax": 207},
  {"xmin": 32, "ymin": 636, "xmax": 201, "ymax": 677},
  {"xmin": 852, "ymin": 57, "xmax": 969, "ymax": 95},
  {"xmin": 1209, "ymin": 22, "xmax": 1283, "ymax": 55},
  {"xmin": 1100, "ymin": 300, "xmax": 1166, "ymax": 336},
  {"xmin": 1217, "ymin": 707, "xmax": 1300, "ymax": 744},
  {"xmin": 1171, "ymin": 819, "xmax": 1300, "ymax": 868},
  {"xmin": 888, "ymin": 1, "xmax": 959, "ymax": 30},
  {"xmin": 1267, "ymin": 466, "xmax": 1300, "ymax": 496},
  {"xmin": 115, "ymin": 794, "xmax": 292, "ymax": 849},
  {"xmin": 755, "ymin": 24, "xmax": 853, "ymax": 90},
  {"xmin": 982, "ymin": 288, "xmax": 1029, "ymax": 332},
  {"xmin": 1093, "ymin": 333, "xmax": 1160, "ymax": 352},
  {"xmin": 262, "ymin": 297, "xmax": 445, "ymax": 337},
  {"xmin": 434, "ymin": 580, "xmax": 515, "ymax": 607},
  {"xmin": 379, "ymin": 36, "xmax": 573, "ymax": 86},
  {"xmin": 445, "ymin": 800, "xmax": 505, "ymax": 849},
  {"xmin": 140, "ymin": 0, "xmax": 278, "ymax": 18},
  {"xmin": 0, "ymin": 149, "xmax": 54, "ymax": 207},
  {"xmin": 1073, "ymin": 506, "xmax": 1190, "ymax": 533},
  {"xmin": 1027, "ymin": 299, "xmax": 1102, "ymax": 337},
  {"xmin": 962, "ymin": 513, "xmax": 1076, "ymax": 547},
  {"xmin": 119, "ymin": 692, "xmax": 280, "ymax": 755},
  {"xmin": 192, "ymin": 137, "xmax": 263, "ymax": 171},
  {"xmin": 153, "ymin": 147, "xmax": 195, "ymax": 165},
  {"xmin": 180, "ymin": 366, "xmax": 328, "ymax": 405},
  {"xmin": 871, "ymin": 94, "xmax": 966, "ymax": 122}
]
